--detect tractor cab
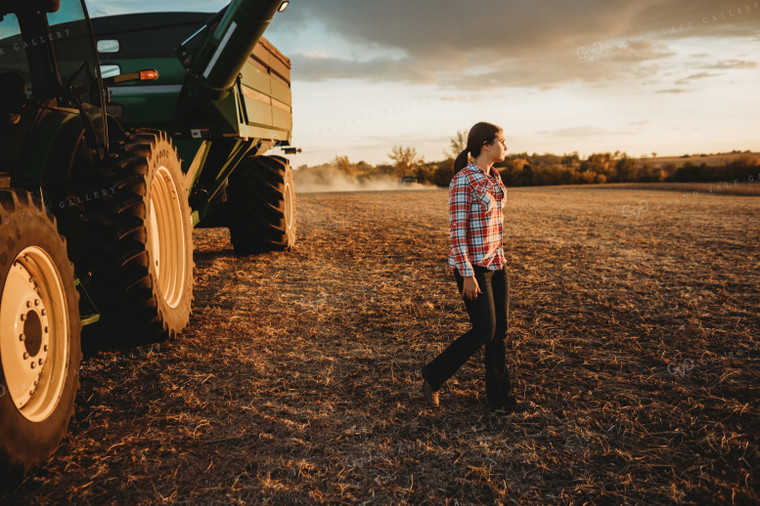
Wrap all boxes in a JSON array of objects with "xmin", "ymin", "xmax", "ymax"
[{"xmin": 0, "ymin": 0, "xmax": 107, "ymax": 186}]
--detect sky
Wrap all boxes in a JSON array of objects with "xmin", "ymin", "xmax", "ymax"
[{"xmin": 88, "ymin": 0, "xmax": 760, "ymax": 167}]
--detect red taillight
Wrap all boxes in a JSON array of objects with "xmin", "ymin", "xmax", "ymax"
[
  {"xmin": 107, "ymin": 69, "xmax": 160, "ymax": 85},
  {"xmin": 139, "ymin": 70, "xmax": 159, "ymax": 81}
]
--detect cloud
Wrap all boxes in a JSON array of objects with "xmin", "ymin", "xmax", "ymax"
[
  {"xmin": 290, "ymin": 54, "xmax": 439, "ymax": 84},
  {"xmin": 701, "ymin": 59, "xmax": 758, "ymax": 69},
  {"xmin": 675, "ymin": 72, "xmax": 720, "ymax": 84},
  {"xmin": 291, "ymin": 38, "xmax": 678, "ymax": 90},
  {"xmin": 439, "ymin": 93, "xmax": 502, "ymax": 102},
  {"xmin": 270, "ymin": 0, "xmax": 760, "ymax": 89},
  {"xmin": 536, "ymin": 125, "xmax": 625, "ymax": 138},
  {"xmin": 88, "ymin": 0, "xmax": 226, "ymax": 16},
  {"xmin": 276, "ymin": 0, "xmax": 660, "ymax": 58}
]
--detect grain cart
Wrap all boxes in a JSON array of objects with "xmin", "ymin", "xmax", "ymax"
[{"xmin": 0, "ymin": 0, "xmax": 294, "ymax": 486}]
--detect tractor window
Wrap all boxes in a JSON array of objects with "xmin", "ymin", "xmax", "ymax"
[
  {"xmin": 47, "ymin": 0, "xmax": 106, "ymax": 153},
  {"xmin": 0, "ymin": 2, "xmax": 106, "ymax": 153},
  {"xmin": 0, "ymin": 14, "xmax": 32, "ymax": 95},
  {"xmin": 48, "ymin": 1, "xmax": 93, "ymax": 24},
  {"xmin": 47, "ymin": 1, "xmax": 100, "ymax": 101},
  {"xmin": 0, "ymin": 13, "xmax": 21, "ymax": 38}
]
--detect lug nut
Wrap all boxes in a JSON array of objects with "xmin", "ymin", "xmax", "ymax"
[
  {"xmin": 34, "ymin": 299, "xmax": 40, "ymax": 306},
  {"xmin": 44, "ymin": 326, "xmax": 49, "ymax": 333},
  {"xmin": 41, "ymin": 309, "xmax": 46, "ymax": 316},
  {"xmin": 19, "ymin": 333, "xmax": 25, "ymax": 342},
  {"xmin": 20, "ymin": 314, "xmax": 26, "ymax": 321},
  {"xmin": 31, "ymin": 362, "xmax": 36, "ymax": 369},
  {"xmin": 38, "ymin": 359, "xmax": 43, "ymax": 366},
  {"xmin": 43, "ymin": 345, "xmax": 48, "ymax": 352},
  {"xmin": 26, "ymin": 301, "xmax": 31, "ymax": 308},
  {"xmin": 23, "ymin": 352, "xmax": 29, "ymax": 359}
]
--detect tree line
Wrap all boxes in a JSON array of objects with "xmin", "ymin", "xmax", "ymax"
[
  {"xmin": 493, "ymin": 151, "xmax": 760, "ymax": 187},
  {"xmin": 296, "ymin": 132, "xmax": 759, "ymax": 188}
]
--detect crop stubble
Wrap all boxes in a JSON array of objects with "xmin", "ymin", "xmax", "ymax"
[{"xmin": 6, "ymin": 186, "xmax": 759, "ymax": 504}]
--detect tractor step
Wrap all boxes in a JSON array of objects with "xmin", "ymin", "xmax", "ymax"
[{"xmin": 74, "ymin": 277, "xmax": 101, "ymax": 326}]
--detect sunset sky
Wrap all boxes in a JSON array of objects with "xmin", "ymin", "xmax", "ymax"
[{"xmin": 89, "ymin": 0, "xmax": 760, "ymax": 167}]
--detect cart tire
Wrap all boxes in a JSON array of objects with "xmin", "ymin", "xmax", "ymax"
[{"xmin": 227, "ymin": 155, "xmax": 296, "ymax": 254}]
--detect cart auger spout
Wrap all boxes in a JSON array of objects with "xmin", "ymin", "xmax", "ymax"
[
  {"xmin": 183, "ymin": 0, "xmax": 285, "ymax": 100},
  {"xmin": 168, "ymin": 0, "xmax": 293, "ymax": 146}
]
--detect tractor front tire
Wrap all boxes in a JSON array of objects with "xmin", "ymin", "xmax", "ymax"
[
  {"xmin": 82, "ymin": 129, "xmax": 194, "ymax": 349},
  {"xmin": 227, "ymin": 155, "xmax": 296, "ymax": 255},
  {"xmin": 0, "ymin": 189, "xmax": 82, "ymax": 490}
]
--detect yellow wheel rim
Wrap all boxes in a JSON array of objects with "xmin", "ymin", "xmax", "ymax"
[{"xmin": 0, "ymin": 246, "xmax": 70, "ymax": 422}]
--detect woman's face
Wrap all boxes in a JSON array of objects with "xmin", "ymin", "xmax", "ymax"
[{"xmin": 484, "ymin": 132, "xmax": 508, "ymax": 163}]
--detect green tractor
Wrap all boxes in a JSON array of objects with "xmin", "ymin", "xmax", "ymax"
[{"xmin": 0, "ymin": 0, "xmax": 295, "ymax": 486}]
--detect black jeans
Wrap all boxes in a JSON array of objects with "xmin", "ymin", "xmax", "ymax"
[{"xmin": 423, "ymin": 265, "xmax": 514, "ymax": 410}]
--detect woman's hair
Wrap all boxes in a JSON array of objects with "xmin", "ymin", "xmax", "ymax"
[{"xmin": 452, "ymin": 122, "xmax": 503, "ymax": 174}]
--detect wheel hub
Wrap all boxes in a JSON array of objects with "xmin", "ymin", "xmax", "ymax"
[
  {"xmin": 284, "ymin": 181, "xmax": 295, "ymax": 231},
  {"xmin": 148, "ymin": 165, "xmax": 187, "ymax": 309},
  {"xmin": 1, "ymin": 247, "xmax": 68, "ymax": 422}
]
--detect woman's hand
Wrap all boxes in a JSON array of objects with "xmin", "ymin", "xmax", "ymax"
[{"xmin": 462, "ymin": 276, "xmax": 482, "ymax": 301}]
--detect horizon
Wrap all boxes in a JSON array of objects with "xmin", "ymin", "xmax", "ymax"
[
  {"xmin": 293, "ymin": 149, "xmax": 760, "ymax": 170},
  {"xmin": 86, "ymin": 0, "xmax": 760, "ymax": 166}
]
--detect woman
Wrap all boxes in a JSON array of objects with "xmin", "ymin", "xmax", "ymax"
[{"xmin": 422, "ymin": 122, "xmax": 534, "ymax": 414}]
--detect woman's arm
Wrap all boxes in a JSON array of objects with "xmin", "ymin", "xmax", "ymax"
[
  {"xmin": 494, "ymin": 171, "xmax": 508, "ymax": 207},
  {"xmin": 450, "ymin": 174, "xmax": 483, "ymax": 300},
  {"xmin": 449, "ymin": 174, "xmax": 474, "ymax": 278}
]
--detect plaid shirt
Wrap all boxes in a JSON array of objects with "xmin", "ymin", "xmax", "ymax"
[{"xmin": 448, "ymin": 162, "xmax": 508, "ymax": 277}]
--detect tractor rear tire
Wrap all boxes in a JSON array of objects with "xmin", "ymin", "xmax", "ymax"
[
  {"xmin": 81, "ymin": 129, "xmax": 194, "ymax": 349},
  {"xmin": 0, "ymin": 189, "xmax": 82, "ymax": 490},
  {"xmin": 227, "ymin": 155, "xmax": 296, "ymax": 254}
]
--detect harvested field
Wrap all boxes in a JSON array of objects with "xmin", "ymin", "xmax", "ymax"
[
  {"xmin": 549, "ymin": 180, "xmax": 760, "ymax": 197},
  {"xmin": 641, "ymin": 152, "xmax": 760, "ymax": 169},
  {"xmin": 4, "ymin": 185, "xmax": 759, "ymax": 504}
]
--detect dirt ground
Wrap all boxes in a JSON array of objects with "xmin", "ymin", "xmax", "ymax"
[{"xmin": 5, "ymin": 184, "xmax": 759, "ymax": 504}]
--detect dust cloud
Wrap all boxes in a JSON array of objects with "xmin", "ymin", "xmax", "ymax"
[{"xmin": 293, "ymin": 165, "xmax": 436, "ymax": 193}]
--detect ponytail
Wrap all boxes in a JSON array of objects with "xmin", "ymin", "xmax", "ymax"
[
  {"xmin": 453, "ymin": 149, "xmax": 469, "ymax": 173},
  {"xmin": 451, "ymin": 121, "xmax": 503, "ymax": 179}
]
